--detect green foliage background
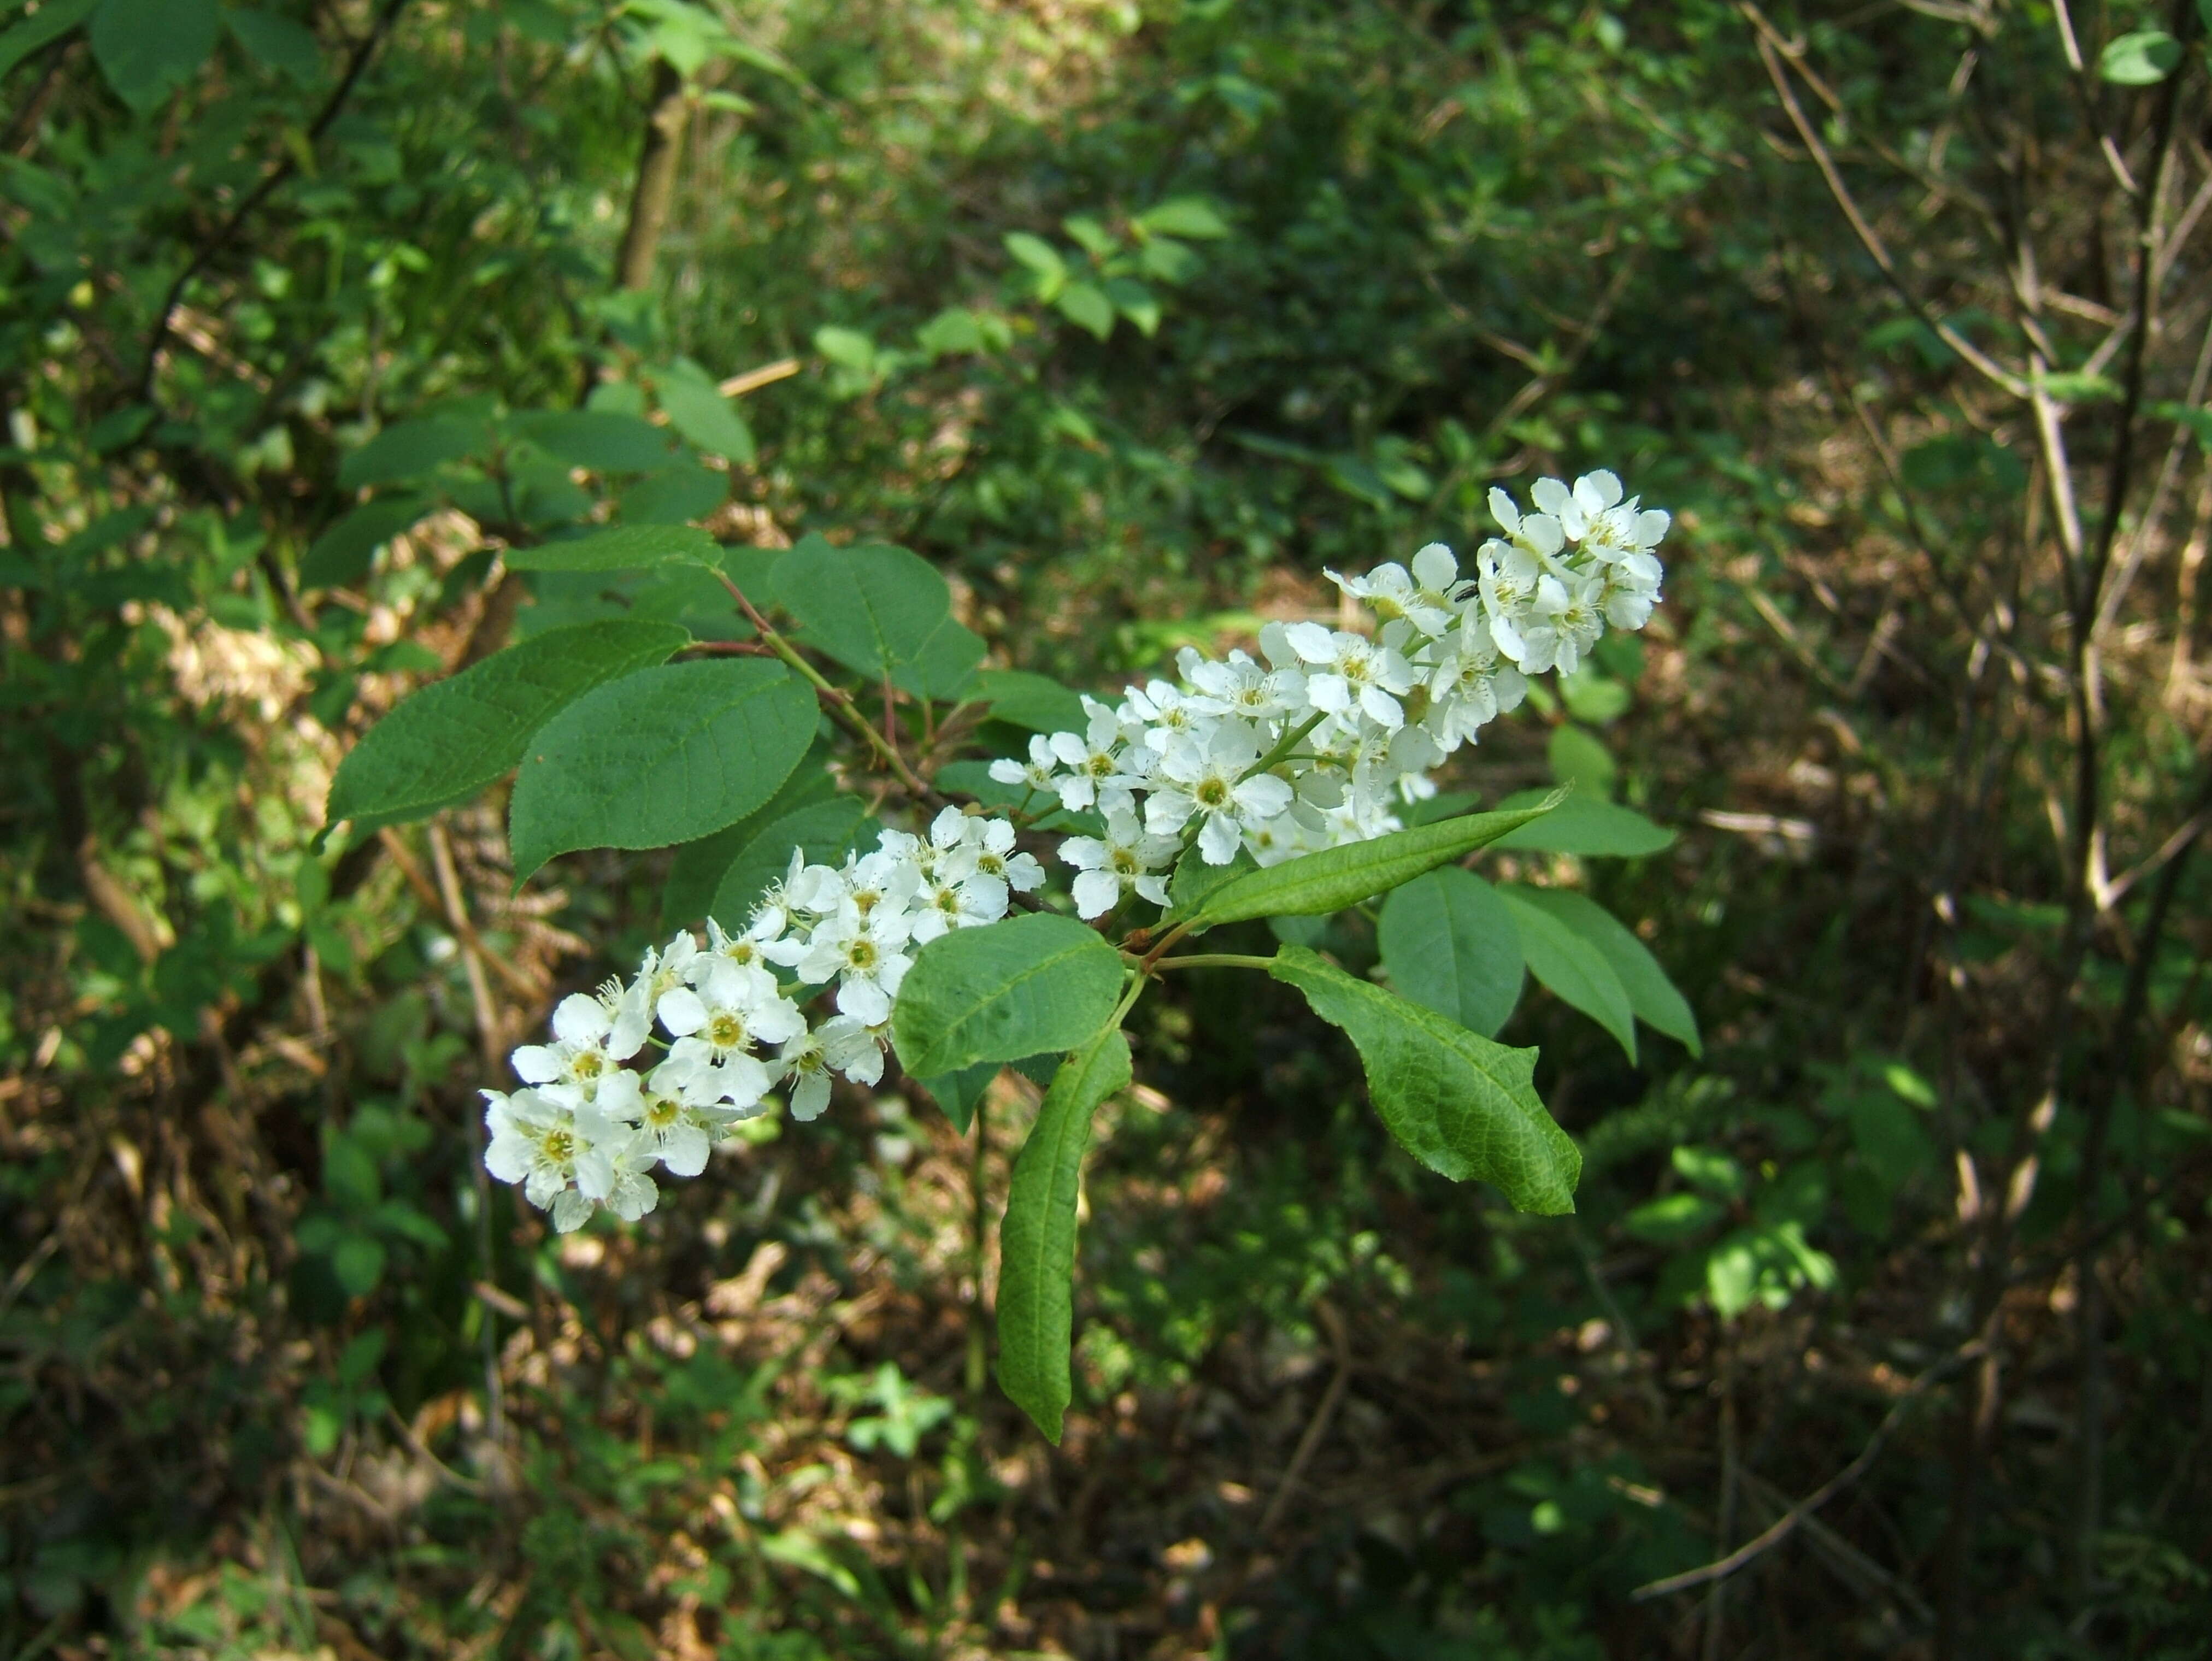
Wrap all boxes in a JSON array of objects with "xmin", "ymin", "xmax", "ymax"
[{"xmin": 4, "ymin": 0, "xmax": 2211, "ymax": 1657}]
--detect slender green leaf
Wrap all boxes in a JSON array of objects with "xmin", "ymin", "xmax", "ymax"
[
  {"xmin": 1496, "ymin": 884, "xmax": 1637, "ymax": 1061},
  {"xmin": 1188, "ymin": 794, "xmax": 1564, "ymax": 927},
  {"xmin": 891, "ymin": 914, "xmax": 1126, "ymax": 1077},
  {"xmin": 1166, "ymin": 844, "xmax": 1257, "ymax": 921},
  {"xmin": 621, "ymin": 461, "xmax": 728, "ymax": 526},
  {"xmin": 225, "ymin": 7, "xmax": 321, "ymax": 80},
  {"xmin": 997, "ymin": 1026, "xmax": 1131, "ymax": 1441},
  {"xmin": 770, "ymin": 533, "xmax": 984, "ymax": 698},
  {"xmin": 503, "ymin": 523, "xmax": 719, "ymax": 573},
  {"xmin": 1492, "ymin": 790, "xmax": 1674, "ymax": 857},
  {"xmin": 507, "ymin": 659, "xmax": 815, "ymax": 877},
  {"xmin": 325, "ymin": 620, "xmax": 687, "ymax": 835},
  {"xmin": 1377, "ymin": 868, "xmax": 1525, "ymax": 1038},
  {"xmin": 1269, "ymin": 947, "xmax": 1579, "ymax": 1214},
  {"xmin": 1505, "ymin": 886, "xmax": 1700, "ymax": 1055}
]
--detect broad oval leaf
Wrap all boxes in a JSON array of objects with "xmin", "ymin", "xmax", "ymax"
[
  {"xmin": 654, "ymin": 367, "xmax": 757, "ymax": 463},
  {"xmin": 770, "ymin": 533, "xmax": 984, "ymax": 698},
  {"xmin": 1504, "ymin": 885, "xmax": 1700, "ymax": 1056},
  {"xmin": 914, "ymin": 1060, "xmax": 1003, "ymax": 1136},
  {"xmin": 997, "ymin": 1026, "xmax": 1131, "ymax": 1443},
  {"xmin": 1492, "ymin": 788, "xmax": 1675, "ymax": 857},
  {"xmin": 503, "ymin": 523, "xmax": 720, "ymax": 573},
  {"xmin": 1136, "ymin": 197, "xmax": 1231, "ymax": 239},
  {"xmin": 0, "ymin": 0, "xmax": 97, "ymax": 84},
  {"xmin": 507, "ymin": 659, "xmax": 815, "ymax": 877},
  {"xmin": 891, "ymin": 913, "xmax": 1126, "ymax": 1078},
  {"xmin": 973, "ymin": 668, "xmax": 1087, "ymax": 734},
  {"xmin": 299, "ymin": 494, "xmax": 430, "ymax": 590},
  {"xmin": 660, "ymin": 751, "xmax": 837, "ymax": 928},
  {"xmin": 2100, "ymin": 28, "xmax": 2181, "ymax": 85},
  {"xmin": 325, "ymin": 620, "xmax": 688, "ymax": 835},
  {"xmin": 1057, "ymin": 282, "xmax": 1116, "ymax": 340},
  {"xmin": 90, "ymin": 0, "xmax": 218, "ymax": 111},
  {"xmin": 337, "ymin": 416, "xmax": 483, "ymax": 490},
  {"xmin": 510, "ymin": 409, "xmax": 679, "ymax": 472},
  {"xmin": 1189, "ymin": 793, "xmax": 1563, "ymax": 927},
  {"xmin": 1496, "ymin": 884, "xmax": 1637, "ymax": 1061},
  {"xmin": 1269, "ymin": 946, "xmax": 1580, "ymax": 1214},
  {"xmin": 1377, "ymin": 867, "xmax": 1526, "ymax": 1038}
]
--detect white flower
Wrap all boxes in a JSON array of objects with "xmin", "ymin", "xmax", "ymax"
[
  {"xmin": 842, "ymin": 843, "xmax": 923, "ymax": 921},
  {"xmin": 483, "ymin": 1085, "xmax": 627, "ymax": 1227},
  {"xmin": 932, "ymin": 809, "xmax": 1044, "ymax": 893},
  {"xmin": 1046, "ymin": 700, "xmax": 1142, "ymax": 813},
  {"xmin": 1280, "ymin": 622, "xmax": 1417, "ymax": 730},
  {"xmin": 1487, "ymin": 485, "xmax": 1566, "ymax": 558},
  {"xmin": 1059, "ymin": 804, "xmax": 1178, "ymax": 918},
  {"xmin": 1422, "ymin": 617, "xmax": 1520, "ymax": 750},
  {"xmin": 911, "ymin": 869, "xmax": 1008, "ymax": 942},
  {"xmin": 658, "ymin": 958, "xmax": 805, "ymax": 1108},
  {"xmin": 1599, "ymin": 556, "xmax": 1663, "ymax": 631},
  {"xmin": 775, "ymin": 1015, "xmax": 884, "ymax": 1122},
  {"xmin": 1327, "ymin": 542, "xmax": 1462, "ymax": 637},
  {"xmin": 509, "ymin": 987, "xmax": 648, "ymax": 1099},
  {"xmin": 1123, "ymin": 679, "xmax": 1203, "ymax": 748},
  {"xmin": 1146, "ymin": 724, "xmax": 1297, "ymax": 864},
  {"xmin": 1514, "ymin": 571, "xmax": 1605, "ymax": 676},
  {"xmin": 623, "ymin": 1063, "xmax": 745, "ymax": 1174},
  {"xmin": 989, "ymin": 733, "xmax": 1065, "ymax": 796},
  {"xmin": 796, "ymin": 906, "xmax": 914, "ymax": 1025},
  {"xmin": 1183, "ymin": 647, "xmax": 1305, "ymax": 722},
  {"xmin": 599, "ymin": 1140, "xmax": 661, "ymax": 1223},
  {"xmin": 706, "ymin": 910, "xmax": 785, "ymax": 979},
  {"xmin": 1476, "ymin": 540, "xmax": 1551, "ymax": 666}
]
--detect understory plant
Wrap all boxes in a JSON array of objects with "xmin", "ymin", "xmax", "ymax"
[{"xmin": 327, "ymin": 464, "xmax": 1697, "ymax": 1438}]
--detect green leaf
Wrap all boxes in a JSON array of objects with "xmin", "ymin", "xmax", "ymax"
[
  {"xmin": 1849, "ymin": 1089, "xmax": 1935, "ymax": 1193},
  {"xmin": 1103, "ymin": 276, "xmax": 1160, "ymax": 337},
  {"xmin": 507, "ymin": 659, "xmax": 816, "ymax": 879},
  {"xmin": 890, "ymin": 914, "xmax": 1126, "ymax": 1078},
  {"xmin": 2100, "ymin": 28, "xmax": 2181, "ymax": 84},
  {"xmin": 770, "ymin": 533, "xmax": 984, "ymax": 698},
  {"xmin": 1004, "ymin": 231, "xmax": 1067, "ymax": 298},
  {"xmin": 1502, "ymin": 886, "xmax": 1699, "ymax": 1056},
  {"xmin": 1624, "ymin": 1192, "xmax": 1725, "ymax": 1243},
  {"xmin": 654, "ymin": 365, "xmax": 756, "ymax": 463},
  {"xmin": 1558, "ymin": 669, "xmax": 1629, "ymax": 726},
  {"xmin": 0, "ymin": 0, "xmax": 96, "ymax": 83},
  {"xmin": 1673, "ymin": 1145, "xmax": 1746, "ymax": 1199},
  {"xmin": 660, "ymin": 752, "xmax": 837, "ymax": 927},
  {"xmin": 330, "ymin": 1233, "xmax": 386, "ymax": 1298},
  {"xmin": 325, "ymin": 620, "xmax": 687, "ymax": 835},
  {"xmin": 1056, "ymin": 282, "xmax": 1116, "ymax": 340},
  {"xmin": 511, "ymin": 409, "xmax": 678, "ymax": 473},
  {"xmin": 915, "ymin": 1061, "xmax": 1001, "ymax": 1135},
  {"xmin": 337, "ymin": 417, "xmax": 481, "ymax": 490},
  {"xmin": 1166, "ymin": 844, "xmax": 1258, "ymax": 922},
  {"xmin": 1269, "ymin": 946, "xmax": 1579, "ymax": 1214},
  {"xmin": 1492, "ymin": 790, "xmax": 1675, "ymax": 857},
  {"xmin": 997, "ymin": 1026, "xmax": 1131, "ymax": 1442},
  {"xmin": 1496, "ymin": 885, "xmax": 1637, "ymax": 1062},
  {"xmin": 707, "ymin": 797, "xmax": 871, "ymax": 926},
  {"xmin": 1136, "ymin": 197, "xmax": 1231, "ymax": 239},
  {"xmin": 621, "ymin": 460, "xmax": 728, "ymax": 526},
  {"xmin": 299, "ymin": 494, "xmax": 430, "ymax": 590},
  {"xmin": 89, "ymin": 0, "xmax": 217, "ymax": 110},
  {"xmin": 1548, "ymin": 723, "xmax": 1616, "ymax": 796},
  {"xmin": 916, "ymin": 307, "xmax": 986, "ymax": 356},
  {"xmin": 973, "ymin": 668, "xmax": 1087, "ymax": 734},
  {"xmin": 813, "ymin": 326, "xmax": 876, "ymax": 373},
  {"xmin": 1377, "ymin": 868, "xmax": 1526, "ymax": 1038},
  {"xmin": 225, "ymin": 7, "xmax": 321, "ymax": 80},
  {"xmin": 503, "ymin": 523, "xmax": 719, "ymax": 573},
  {"xmin": 1186, "ymin": 795, "xmax": 1564, "ymax": 928}
]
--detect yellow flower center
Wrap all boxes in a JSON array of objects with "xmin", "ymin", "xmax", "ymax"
[{"xmin": 707, "ymin": 1012, "xmax": 748, "ymax": 1049}]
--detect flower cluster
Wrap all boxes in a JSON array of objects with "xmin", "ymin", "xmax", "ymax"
[
  {"xmin": 994, "ymin": 469, "xmax": 1671, "ymax": 911},
  {"xmin": 482, "ymin": 469, "xmax": 1670, "ymax": 1227},
  {"xmin": 483, "ymin": 807, "xmax": 1042, "ymax": 1230}
]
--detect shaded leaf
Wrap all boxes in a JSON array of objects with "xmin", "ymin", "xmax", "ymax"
[
  {"xmin": 891, "ymin": 914, "xmax": 1126, "ymax": 1077},
  {"xmin": 1496, "ymin": 885, "xmax": 1637, "ymax": 1061},
  {"xmin": 1377, "ymin": 867, "xmax": 1525, "ymax": 1038}
]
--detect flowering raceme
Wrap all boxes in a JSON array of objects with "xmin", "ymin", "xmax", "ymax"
[{"xmin": 482, "ymin": 470, "xmax": 1670, "ymax": 1229}]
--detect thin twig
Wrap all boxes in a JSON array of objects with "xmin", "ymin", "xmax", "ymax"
[
  {"xmin": 1258, "ymin": 1301, "xmax": 1351, "ymax": 1536},
  {"xmin": 1634, "ymin": 1341, "xmax": 1987, "ymax": 1601}
]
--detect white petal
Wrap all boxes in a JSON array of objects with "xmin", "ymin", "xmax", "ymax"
[
  {"xmin": 510, "ymin": 1045, "xmax": 563, "ymax": 1085},
  {"xmin": 659, "ymin": 1123, "xmax": 711, "ymax": 1177},
  {"xmin": 1073, "ymin": 868, "xmax": 1120, "ymax": 920},
  {"xmin": 790, "ymin": 1071, "xmax": 832, "ymax": 1122},
  {"xmin": 1282, "ymin": 621, "xmax": 1337, "ymax": 664},
  {"xmin": 836, "ymin": 976, "xmax": 891, "ymax": 1026},
  {"xmin": 1410, "ymin": 543, "xmax": 1458, "ymax": 589},
  {"xmin": 655, "ymin": 986, "xmax": 708, "ymax": 1038},
  {"xmin": 1198, "ymin": 812, "xmax": 1243, "ymax": 865},
  {"xmin": 1487, "ymin": 487, "xmax": 1521, "ymax": 533}
]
